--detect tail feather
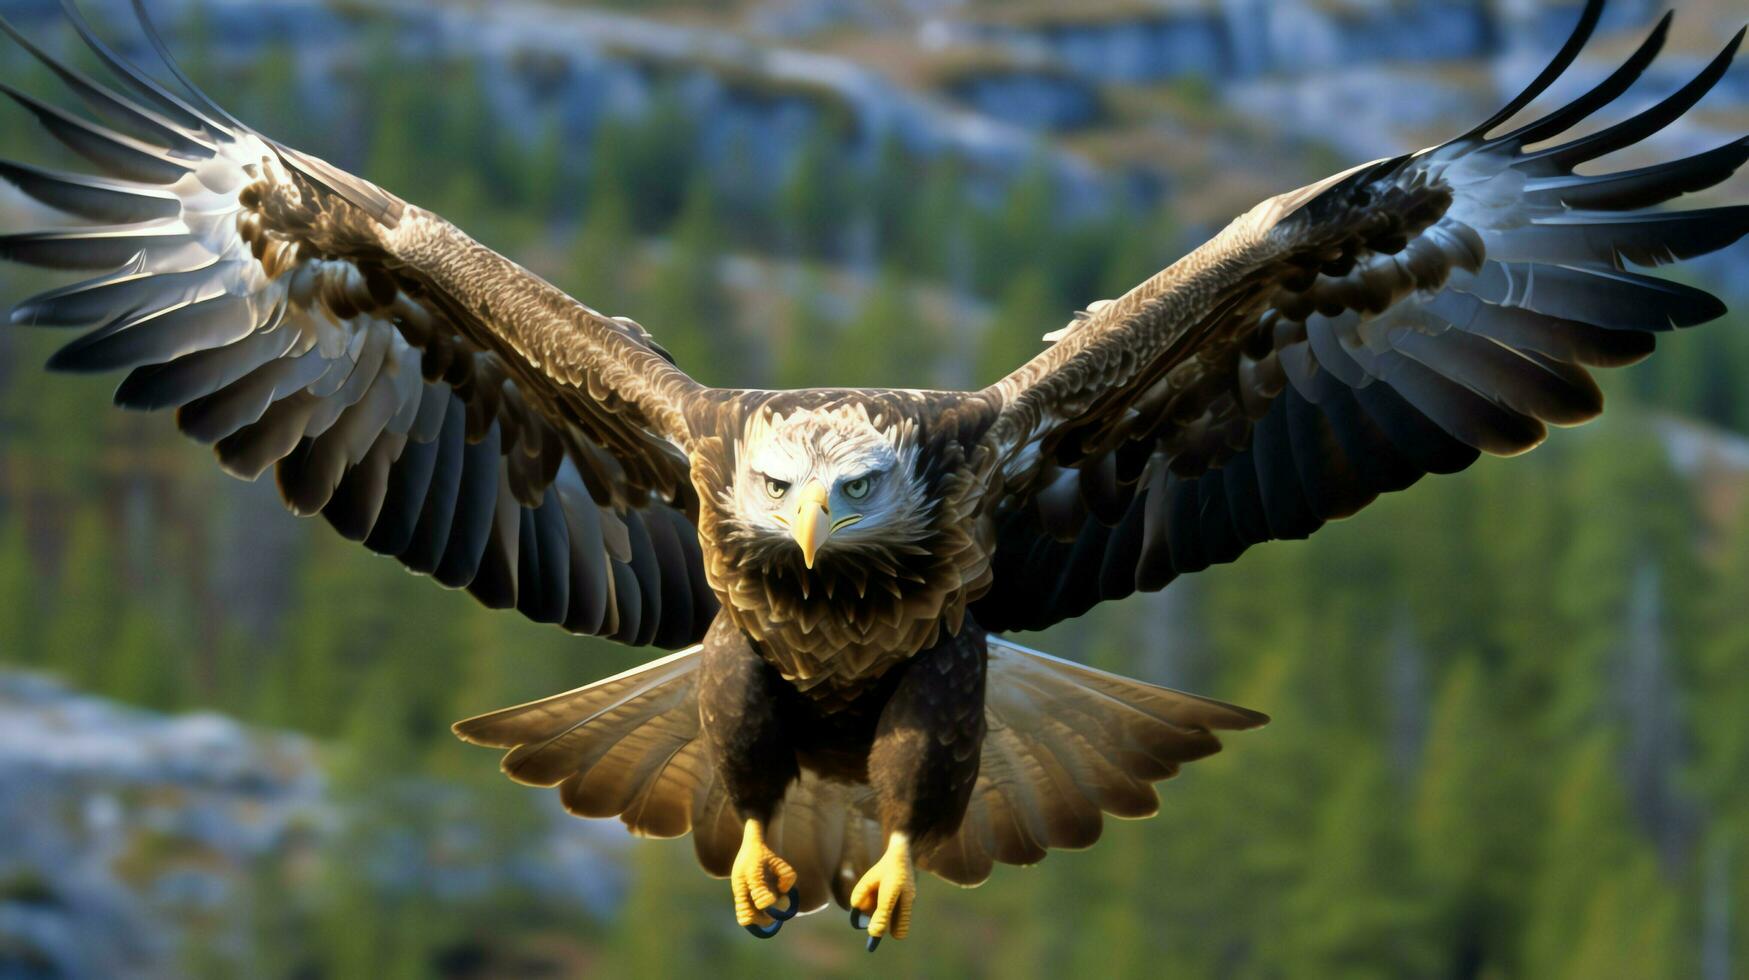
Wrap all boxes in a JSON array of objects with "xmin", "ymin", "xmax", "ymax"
[
  {"xmin": 918, "ymin": 637, "xmax": 1266, "ymax": 887},
  {"xmin": 453, "ymin": 647, "xmax": 732, "ymax": 842},
  {"xmin": 454, "ymin": 637, "xmax": 1266, "ymax": 909}
]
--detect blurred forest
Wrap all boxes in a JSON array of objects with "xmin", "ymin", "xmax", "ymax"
[{"xmin": 2, "ymin": 1, "xmax": 1749, "ymax": 977}]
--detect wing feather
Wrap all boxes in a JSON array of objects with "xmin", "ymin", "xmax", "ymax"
[
  {"xmin": 974, "ymin": 0, "xmax": 1746, "ymax": 633},
  {"xmin": 0, "ymin": 3, "xmax": 717, "ymax": 648}
]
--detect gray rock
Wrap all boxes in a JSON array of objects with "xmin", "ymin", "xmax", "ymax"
[
  {"xmin": 0, "ymin": 673, "xmax": 325, "ymax": 978},
  {"xmin": 0, "ymin": 673, "xmax": 628, "ymax": 978}
]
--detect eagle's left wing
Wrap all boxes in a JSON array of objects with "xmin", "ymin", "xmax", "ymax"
[{"xmin": 972, "ymin": 1, "xmax": 1749, "ymax": 633}]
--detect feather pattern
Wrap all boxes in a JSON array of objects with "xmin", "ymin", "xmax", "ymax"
[
  {"xmin": 0, "ymin": 1, "xmax": 715, "ymax": 649},
  {"xmin": 973, "ymin": 0, "xmax": 1748, "ymax": 632}
]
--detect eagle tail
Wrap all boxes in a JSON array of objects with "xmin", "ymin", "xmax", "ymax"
[
  {"xmin": 451, "ymin": 637, "xmax": 1266, "ymax": 912},
  {"xmin": 916, "ymin": 637, "xmax": 1268, "ymax": 888},
  {"xmin": 450, "ymin": 647, "xmax": 741, "ymax": 871}
]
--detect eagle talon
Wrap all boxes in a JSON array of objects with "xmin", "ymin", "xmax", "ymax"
[
  {"xmin": 744, "ymin": 919, "xmax": 783, "ymax": 939},
  {"xmin": 730, "ymin": 819, "xmax": 798, "ymax": 936},
  {"xmin": 849, "ymin": 832, "xmax": 916, "ymax": 948},
  {"xmin": 767, "ymin": 887, "xmax": 800, "ymax": 921}
]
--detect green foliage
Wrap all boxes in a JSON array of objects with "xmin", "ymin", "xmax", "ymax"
[
  {"xmin": 0, "ymin": 523, "xmax": 40, "ymax": 665},
  {"xmin": 829, "ymin": 265, "xmax": 933, "ymax": 388},
  {"xmin": 1520, "ymin": 737, "xmax": 1690, "ymax": 980},
  {"xmin": 977, "ymin": 274, "xmax": 1057, "ymax": 386},
  {"xmin": 592, "ymin": 94, "xmax": 699, "ymax": 233},
  {"xmin": 773, "ymin": 266, "xmax": 835, "ymax": 389},
  {"xmin": 777, "ymin": 127, "xmax": 854, "ymax": 258},
  {"xmin": 643, "ymin": 176, "xmax": 745, "ymax": 386},
  {"xmin": 562, "ymin": 164, "xmax": 638, "ymax": 319}
]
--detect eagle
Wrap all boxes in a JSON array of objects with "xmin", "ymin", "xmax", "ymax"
[{"xmin": 2, "ymin": 0, "xmax": 1745, "ymax": 951}]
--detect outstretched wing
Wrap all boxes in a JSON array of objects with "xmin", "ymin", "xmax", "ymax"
[
  {"xmin": 972, "ymin": 0, "xmax": 1749, "ymax": 633},
  {"xmin": 0, "ymin": 3, "xmax": 717, "ymax": 647}
]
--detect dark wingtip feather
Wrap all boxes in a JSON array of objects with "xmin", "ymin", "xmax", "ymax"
[
  {"xmin": 1521, "ymin": 26, "xmax": 1745, "ymax": 175},
  {"xmin": 0, "ymin": 10, "xmax": 211, "ymax": 158},
  {"xmin": 1486, "ymin": 10, "xmax": 1669, "ymax": 151},
  {"xmin": 1525, "ymin": 136, "xmax": 1749, "ymax": 211},
  {"xmin": 0, "ymin": 159, "xmax": 181, "ymax": 225},
  {"xmin": 56, "ymin": 0, "xmax": 226, "ymax": 138},
  {"xmin": 126, "ymin": 0, "xmax": 249, "ymax": 133},
  {"xmin": 1458, "ymin": 0, "xmax": 1605, "ymax": 143},
  {"xmin": 0, "ymin": 80, "xmax": 192, "ymax": 185}
]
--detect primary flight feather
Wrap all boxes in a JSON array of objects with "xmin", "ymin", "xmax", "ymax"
[{"xmin": 1, "ymin": 0, "xmax": 1744, "ymax": 949}]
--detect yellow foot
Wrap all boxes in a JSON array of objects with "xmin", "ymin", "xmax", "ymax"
[
  {"xmin": 849, "ymin": 832, "xmax": 915, "ymax": 951},
  {"xmin": 731, "ymin": 819, "xmax": 798, "ymax": 937}
]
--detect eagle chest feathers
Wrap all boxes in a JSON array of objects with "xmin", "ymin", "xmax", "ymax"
[{"xmin": 691, "ymin": 395, "xmax": 997, "ymax": 700}]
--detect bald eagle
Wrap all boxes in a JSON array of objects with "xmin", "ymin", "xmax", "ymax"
[{"xmin": 3, "ymin": 0, "xmax": 1746, "ymax": 950}]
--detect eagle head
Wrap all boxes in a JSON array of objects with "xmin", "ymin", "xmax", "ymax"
[{"xmin": 727, "ymin": 401, "xmax": 930, "ymax": 569}]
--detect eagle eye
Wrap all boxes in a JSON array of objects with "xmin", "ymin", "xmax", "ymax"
[
  {"xmin": 763, "ymin": 476, "xmax": 791, "ymax": 499},
  {"xmin": 843, "ymin": 475, "xmax": 871, "ymax": 500}
]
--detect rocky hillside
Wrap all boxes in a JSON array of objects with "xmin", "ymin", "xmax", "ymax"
[
  {"xmin": 8, "ymin": 0, "xmax": 1743, "ymax": 232},
  {"xmin": 0, "ymin": 673, "xmax": 623, "ymax": 977}
]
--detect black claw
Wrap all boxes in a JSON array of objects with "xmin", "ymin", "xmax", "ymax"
[
  {"xmin": 766, "ymin": 887, "xmax": 800, "ymax": 921},
  {"xmin": 850, "ymin": 907, "xmax": 871, "ymax": 931},
  {"xmin": 866, "ymin": 935, "xmax": 882, "ymax": 953},
  {"xmin": 744, "ymin": 918, "xmax": 783, "ymax": 940}
]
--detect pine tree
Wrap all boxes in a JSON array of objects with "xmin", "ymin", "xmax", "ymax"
[
  {"xmin": 1520, "ymin": 736, "xmax": 1691, "ymax": 979},
  {"xmin": 976, "ymin": 274, "xmax": 1055, "ymax": 387},
  {"xmin": 831, "ymin": 265, "xmax": 929, "ymax": 388},
  {"xmin": 644, "ymin": 177, "xmax": 743, "ymax": 386},
  {"xmin": 564, "ymin": 164, "xmax": 638, "ymax": 320},
  {"xmin": 106, "ymin": 601, "xmax": 178, "ymax": 711},
  {"xmin": 0, "ymin": 520, "xmax": 41, "ymax": 666},
  {"xmin": 1097, "ymin": 208, "xmax": 1175, "ymax": 300},
  {"xmin": 1695, "ymin": 494, "xmax": 1749, "ymax": 977},
  {"xmin": 776, "ymin": 127, "xmax": 850, "ymax": 259},
  {"xmin": 900, "ymin": 156, "xmax": 970, "ymax": 282},
  {"xmin": 1274, "ymin": 750, "xmax": 1436, "ymax": 979},
  {"xmin": 971, "ymin": 164, "xmax": 1056, "ymax": 297},
  {"xmin": 1413, "ymin": 658, "xmax": 1538, "ymax": 975},
  {"xmin": 363, "ymin": 50, "xmax": 432, "ymax": 203},
  {"xmin": 46, "ymin": 511, "xmax": 119, "ymax": 690},
  {"xmin": 773, "ymin": 267, "xmax": 834, "ymax": 390}
]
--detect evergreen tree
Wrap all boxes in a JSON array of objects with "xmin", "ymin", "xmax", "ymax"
[
  {"xmin": 774, "ymin": 267, "xmax": 835, "ymax": 390},
  {"xmin": 0, "ymin": 520, "xmax": 41, "ymax": 666},
  {"xmin": 1274, "ymin": 751, "xmax": 1436, "ymax": 979},
  {"xmin": 977, "ymin": 274, "xmax": 1055, "ymax": 387},
  {"xmin": 564, "ymin": 164, "xmax": 638, "ymax": 320},
  {"xmin": 776, "ymin": 127, "xmax": 851, "ymax": 259},
  {"xmin": 1695, "ymin": 494, "xmax": 1749, "ymax": 976},
  {"xmin": 364, "ymin": 49, "xmax": 434, "ymax": 204},
  {"xmin": 831, "ymin": 265, "xmax": 930, "ymax": 388},
  {"xmin": 1413, "ymin": 658, "xmax": 1538, "ymax": 976},
  {"xmin": 105, "ymin": 601, "xmax": 178, "ymax": 711},
  {"xmin": 1520, "ymin": 737, "xmax": 1690, "ymax": 979},
  {"xmin": 1097, "ymin": 208, "xmax": 1176, "ymax": 300},
  {"xmin": 900, "ymin": 156, "xmax": 970, "ymax": 282},
  {"xmin": 593, "ymin": 95, "xmax": 696, "ymax": 232},
  {"xmin": 970, "ymin": 164, "xmax": 1057, "ymax": 297},
  {"xmin": 644, "ymin": 177, "xmax": 744, "ymax": 386},
  {"xmin": 46, "ymin": 512, "xmax": 119, "ymax": 690}
]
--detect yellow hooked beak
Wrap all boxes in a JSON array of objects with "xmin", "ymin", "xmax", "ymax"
[{"xmin": 790, "ymin": 481, "xmax": 831, "ymax": 569}]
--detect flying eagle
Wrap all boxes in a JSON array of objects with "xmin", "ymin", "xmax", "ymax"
[{"xmin": 2, "ymin": 0, "xmax": 1745, "ymax": 950}]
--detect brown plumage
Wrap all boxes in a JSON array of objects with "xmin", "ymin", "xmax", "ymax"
[{"xmin": 4, "ymin": 0, "xmax": 1746, "ymax": 946}]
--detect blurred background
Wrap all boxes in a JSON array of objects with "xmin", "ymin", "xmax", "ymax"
[{"xmin": 0, "ymin": 0, "xmax": 1746, "ymax": 976}]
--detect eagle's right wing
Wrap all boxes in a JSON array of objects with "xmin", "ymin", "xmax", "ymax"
[{"xmin": 0, "ymin": 3, "xmax": 717, "ymax": 647}]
